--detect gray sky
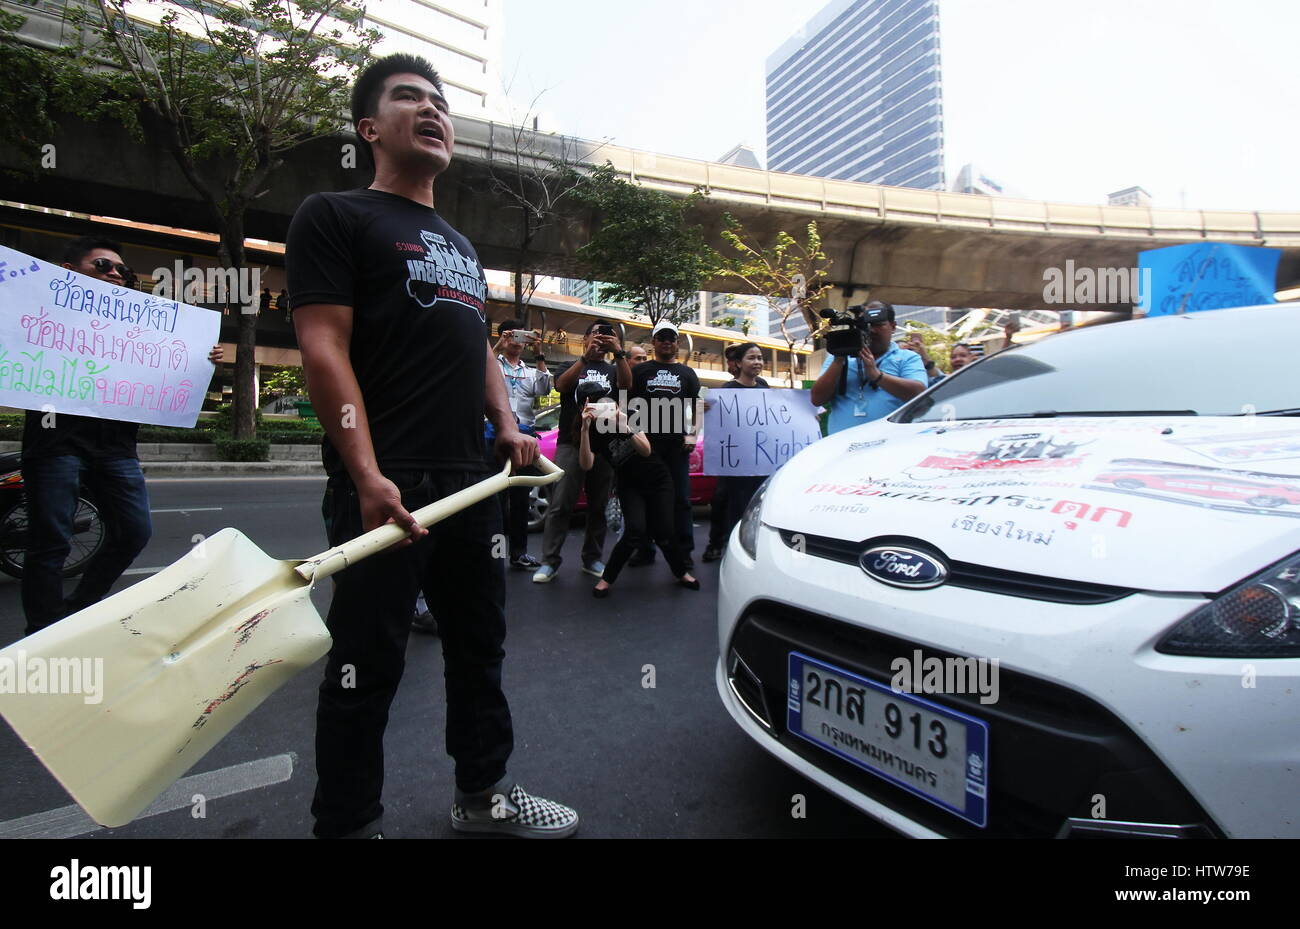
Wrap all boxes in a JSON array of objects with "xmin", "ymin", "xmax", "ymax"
[{"xmin": 501, "ymin": 0, "xmax": 1299, "ymax": 211}]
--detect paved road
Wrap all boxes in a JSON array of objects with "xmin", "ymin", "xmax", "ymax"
[{"xmin": 0, "ymin": 477, "xmax": 894, "ymax": 839}]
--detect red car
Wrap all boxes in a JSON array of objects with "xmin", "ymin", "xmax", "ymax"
[
  {"xmin": 527, "ymin": 406, "xmax": 718, "ymax": 530},
  {"xmin": 1097, "ymin": 469, "xmax": 1300, "ymax": 508}
]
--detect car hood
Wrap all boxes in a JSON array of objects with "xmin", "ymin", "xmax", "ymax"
[{"xmin": 763, "ymin": 416, "xmax": 1300, "ymax": 593}]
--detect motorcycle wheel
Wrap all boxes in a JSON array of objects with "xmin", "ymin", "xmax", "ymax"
[{"xmin": 0, "ymin": 496, "xmax": 107, "ymax": 579}]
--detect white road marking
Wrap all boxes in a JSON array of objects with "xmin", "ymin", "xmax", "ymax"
[
  {"xmin": 0, "ymin": 753, "xmax": 296, "ymax": 839},
  {"xmin": 149, "ymin": 507, "xmax": 224, "ymax": 514}
]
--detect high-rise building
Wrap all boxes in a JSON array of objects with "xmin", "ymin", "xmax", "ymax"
[
  {"xmin": 559, "ymin": 278, "xmax": 595, "ymax": 305},
  {"xmin": 766, "ymin": 0, "xmax": 944, "ymax": 189},
  {"xmin": 361, "ymin": 0, "xmax": 504, "ymax": 119},
  {"xmin": 952, "ymin": 163, "xmax": 1021, "ymax": 198},
  {"xmin": 1107, "ymin": 186, "xmax": 1152, "ymax": 207},
  {"xmin": 708, "ymin": 292, "xmax": 771, "ymax": 338}
]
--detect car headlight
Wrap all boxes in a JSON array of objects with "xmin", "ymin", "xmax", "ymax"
[
  {"xmin": 737, "ymin": 476, "xmax": 773, "ymax": 560},
  {"xmin": 1157, "ymin": 553, "xmax": 1300, "ymax": 657}
]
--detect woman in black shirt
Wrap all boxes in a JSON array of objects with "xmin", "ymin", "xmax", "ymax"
[
  {"xmin": 716, "ymin": 342, "xmax": 770, "ymax": 537},
  {"xmin": 576, "ymin": 388, "xmax": 700, "ymax": 597}
]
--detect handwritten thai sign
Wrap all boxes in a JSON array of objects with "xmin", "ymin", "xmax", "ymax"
[
  {"xmin": 1138, "ymin": 242, "xmax": 1279, "ymax": 316},
  {"xmin": 703, "ymin": 388, "xmax": 822, "ymax": 476},
  {"xmin": 0, "ymin": 245, "xmax": 219, "ymax": 427}
]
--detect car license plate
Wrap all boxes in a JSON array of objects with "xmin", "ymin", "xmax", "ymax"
[{"xmin": 787, "ymin": 652, "xmax": 989, "ymax": 828}]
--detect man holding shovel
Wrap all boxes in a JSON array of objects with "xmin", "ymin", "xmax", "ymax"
[{"xmin": 287, "ymin": 53, "xmax": 578, "ymax": 839}]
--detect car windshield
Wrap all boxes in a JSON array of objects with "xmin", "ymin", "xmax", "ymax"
[{"xmin": 896, "ymin": 306, "xmax": 1299, "ymax": 423}]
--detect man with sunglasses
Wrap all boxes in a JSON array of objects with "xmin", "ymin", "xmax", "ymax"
[
  {"xmin": 630, "ymin": 320, "xmax": 701, "ymax": 567},
  {"xmin": 810, "ymin": 300, "xmax": 926, "ymax": 435},
  {"xmin": 20, "ymin": 235, "xmax": 223, "ymax": 636}
]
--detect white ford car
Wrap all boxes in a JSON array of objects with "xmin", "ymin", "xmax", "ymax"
[{"xmin": 716, "ymin": 304, "xmax": 1299, "ymax": 838}]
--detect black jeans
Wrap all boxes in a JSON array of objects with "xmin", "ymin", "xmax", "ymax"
[
  {"xmin": 706, "ymin": 479, "xmax": 731, "ymax": 550},
  {"xmin": 21, "ymin": 454, "xmax": 152, "ymax": 636},
  {"xmin": 721, "ymin": 475, "xmax": 765, "ymax": 539},
  {"xmin": 484, "ymin": 438, "xmax": 531, "ymax": 558},
  {"xmin": 658, "ymin": 443, "xmax": 694, "ymax": 556},
  {"xmin": 311, "ymin": 468, "xmax": 512, "ymax": 838},
  {"xmin": 602, "ymin": 461, "xmax": 691, "ymax": 586}
]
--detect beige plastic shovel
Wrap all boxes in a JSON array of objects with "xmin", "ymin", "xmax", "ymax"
[{"xmin": 0, "ymin": 457, "xmax": 563, "ymax": 828}]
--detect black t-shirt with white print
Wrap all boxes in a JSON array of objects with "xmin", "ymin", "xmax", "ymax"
[
  {"xmin": 557, "ymin": 359, "xmax": 618, "ymax": 446},
  {"xmin": 631, "ymin": 361, "xmax": 700, "ymax": 454},
  {"xmin": 720, "ymin": 376, "xmax": 770, "ymax": 389},
  {"xmin": 286, "ymin": 188, "xmax": 489, "ymax": 476}
]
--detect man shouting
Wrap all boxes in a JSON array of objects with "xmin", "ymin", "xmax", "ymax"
[{"xmin": 287, "ymin": 54, "xmax": 578, "ymax": 839}]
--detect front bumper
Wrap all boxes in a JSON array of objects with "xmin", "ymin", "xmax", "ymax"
[{"xmin": 716, "ymin": 523, "xmax": 1300, "ymax": 838}]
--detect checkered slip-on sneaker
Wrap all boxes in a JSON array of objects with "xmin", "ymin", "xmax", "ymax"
[{"xmin": 450, "ymin": 783, "xmax": 579, "ymax": 839}]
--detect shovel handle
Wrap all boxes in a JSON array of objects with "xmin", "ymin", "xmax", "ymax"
[{"xmin": 297, "ymin": 455, "xmax": 564, "ymax": 583}]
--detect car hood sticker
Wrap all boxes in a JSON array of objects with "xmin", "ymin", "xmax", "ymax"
[{"xmin": 764, "ymin": 417, "xmax": 1300, "ymax": 593}]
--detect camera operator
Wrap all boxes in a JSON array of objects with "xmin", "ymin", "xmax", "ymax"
[
  {"xmin": 810, "ymin": 301, "xmax": 926, "ymax": 435},
  {"xmin": 491, "ymin": 319, "xmax": 549, "ymax": 571},
  {"xmin": 533, "ymin": 319, "xmax": 632, "ymax": 584}
]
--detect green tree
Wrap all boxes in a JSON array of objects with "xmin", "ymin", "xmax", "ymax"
[
  {"xmin": 571, "ymin": 163, "xmax": 719, "ymax": 329},
  {"xmin": 0, "ymin": 7, "xmax": 79, "ymax": 176},
  {"xmin": 66, "ymin": 0, "xmax": 379, "ymax": 439},
  {"xmin": 717, "ymin": 215, "xmax": 832, "ymax": 386},
  {"xmin": 261, "ymin": 364, "xmax": 308, "ymax": 400},
  {"xmin": 486, "ymin": 94, "xmax": 597, "ymax": 328}
]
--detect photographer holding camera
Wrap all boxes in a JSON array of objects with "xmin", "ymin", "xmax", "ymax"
[{"xmin": 810, "ymin": 301, "xmax": 927, "ymax": 435}]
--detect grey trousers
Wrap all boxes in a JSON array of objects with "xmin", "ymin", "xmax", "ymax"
[{"xmin": 540, "ymin": 442, "xmax": 614, "ymax": 569}]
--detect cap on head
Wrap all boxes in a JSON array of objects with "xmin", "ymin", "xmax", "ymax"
[
  {"xmin": 652, "ymin": 321, "xmax": 679, "ymax": 340},
  {"xmin": 864, "ymin": 301, "xmax": 895, "ymax": 324}
]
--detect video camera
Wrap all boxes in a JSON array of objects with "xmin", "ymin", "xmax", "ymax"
[{"xmin": 819, "ymin": 302, "xmax": 893, "ymax": 357}]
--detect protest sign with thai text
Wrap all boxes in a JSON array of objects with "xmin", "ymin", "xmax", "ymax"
[{"xmin": 0, "ymin": 245, "xmax": 219, "ymax": 428}]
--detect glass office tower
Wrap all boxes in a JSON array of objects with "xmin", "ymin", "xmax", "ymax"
[{"xmin": 766, "ymin": 0, "xmax": 944, "ymax": 189}]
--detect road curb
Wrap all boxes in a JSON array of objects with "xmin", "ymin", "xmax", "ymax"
[{"xmin": 141, "ymin": 461, "xmax": 324, "ymax": 477}]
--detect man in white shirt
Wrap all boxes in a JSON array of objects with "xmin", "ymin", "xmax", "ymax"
[{"xmin": 492, "ymin": 319, "xmax": 551, "ymax": 569}]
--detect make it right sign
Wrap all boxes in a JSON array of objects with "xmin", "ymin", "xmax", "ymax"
[{"xmin": 704, "ymin": 388, "xmax": 822, "ymax": 476}]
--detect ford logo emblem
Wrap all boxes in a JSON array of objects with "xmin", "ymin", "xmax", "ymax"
[{"xmin": 859, "ymin": 546, "xmax": 948, "ymax": 589}]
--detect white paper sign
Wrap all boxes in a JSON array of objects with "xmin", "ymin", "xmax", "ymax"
[
  {"xmin": 0, "ymin": 245, "xmax": 220, "ymax": 428},
  {"xmin": 703, "ymin": 388, "xmax": 823, "ymax": 476}
]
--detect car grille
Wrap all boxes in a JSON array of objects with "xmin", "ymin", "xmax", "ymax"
[
  {"xmin": 777, "ymin": 529, "xmax": 1137, "ymax": 604},
  {"xmin": 727, "ymin": 602, "xmax": 1220, "ymax": 839}
]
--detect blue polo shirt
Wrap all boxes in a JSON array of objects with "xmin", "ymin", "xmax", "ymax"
[{"xmin": 819, "ymin": 343, "xmax": 928, "ymax": 434}]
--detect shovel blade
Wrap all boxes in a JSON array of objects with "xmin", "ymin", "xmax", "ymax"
[{"xmin": 0, "ymin": 528, "xmax": 331, "ymax": 827}]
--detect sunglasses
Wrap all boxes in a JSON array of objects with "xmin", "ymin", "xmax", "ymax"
[
  {"xmin": 89, "ymin": 257, "xmax": 132, "ymax": 278},
  {"xmin": 653, "ymin": 332, "xmax": 678, "ymax": 342}
]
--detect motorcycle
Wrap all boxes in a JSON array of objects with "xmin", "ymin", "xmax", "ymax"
[{"xmin": 0, "ymin": 452, "xmax": 106, "ymax": 579}]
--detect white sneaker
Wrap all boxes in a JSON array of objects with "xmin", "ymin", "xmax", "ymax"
[{"xmin": 532, "ymin": 564, "xmax": 558, "ymax": 584}]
